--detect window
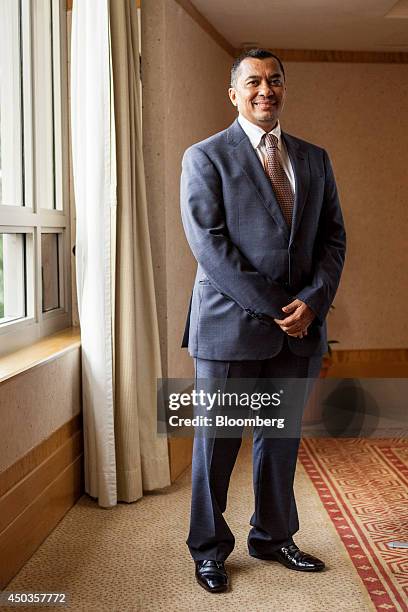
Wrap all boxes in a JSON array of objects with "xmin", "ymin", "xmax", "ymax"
[
  {"xmin": 41, "ymin": 232, "xmax": 61, "ymax": 312},
  {"xmin": 0, "ymin": 0, "xmax": 70, "ymax": 356}
]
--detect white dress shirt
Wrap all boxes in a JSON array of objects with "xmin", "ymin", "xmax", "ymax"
[{"xmin": 238, "ymin": 113, "xmax": 296, "ymax": 194}]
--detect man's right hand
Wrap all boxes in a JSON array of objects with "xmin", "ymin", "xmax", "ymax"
[{"xmin": 274, "ymin": 299, "xmax": 315, "ymax": 338}]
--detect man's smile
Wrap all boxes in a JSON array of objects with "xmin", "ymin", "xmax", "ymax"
[{"xmin": 253, "ymin": 100, "xmax": 277, "ymax": 108}]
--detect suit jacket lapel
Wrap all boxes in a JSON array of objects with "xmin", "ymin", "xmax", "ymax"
[
  {"xmin": 282, "ymin": 132, "xmax": 310, "ymax": 244},
  {"xmin": 227, "ymin": 119, "xmax": 290, "ymax": 239}
]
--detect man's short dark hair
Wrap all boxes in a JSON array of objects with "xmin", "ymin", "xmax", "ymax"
[{"xmin": 230, "ymin": 48, "xmax": 285, "ymax": 87}]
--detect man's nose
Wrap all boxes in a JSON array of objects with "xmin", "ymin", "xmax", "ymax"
[{"xmin": 258, "ymin": 81, "xmax": 273, "ymax": 96}]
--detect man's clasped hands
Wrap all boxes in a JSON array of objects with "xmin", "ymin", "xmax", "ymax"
[{"xmin": 274, "ymin": 299, "xmax": 315, "ymax": 339}]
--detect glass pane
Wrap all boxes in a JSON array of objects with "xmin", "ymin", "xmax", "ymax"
[
  {"xmin": 41, "ymin": 233, "xmax": 60, "ymax": 312},
  {"xmin": 0, "ymin": 0, "xmax": 24, "ymax": 206},
  {"xmin": 33, "ymin": 0, "xmax": 55, "ymax": 210},
  {"xmin": 0, "ymin": 233, "xmax": 26, "ymax": 323}
]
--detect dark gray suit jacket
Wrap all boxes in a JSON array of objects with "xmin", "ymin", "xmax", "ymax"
[{"xmin": 180, "ymin": 119, "xmax": 346, "ymax": 360}]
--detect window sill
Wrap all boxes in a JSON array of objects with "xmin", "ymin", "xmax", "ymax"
[{"xmin": 0, "ymin": 327, "xmax": 81, "ymax": 384}]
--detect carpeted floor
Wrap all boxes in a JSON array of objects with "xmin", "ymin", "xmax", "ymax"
[
  {"xmin": 4, "ymin": 439, "xmax": 391, "ymax": 612},
  {"xmin": 300, "ymin": 438, "xmax": 408, "ymax": 611}
]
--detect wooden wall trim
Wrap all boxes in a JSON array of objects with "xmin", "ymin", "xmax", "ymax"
[
  {"xmin": 0, "ymin": 431, "xmax": 83, "ymax": 534},
  {"xmin": 169, "ymin": 437, "xmax": 193, "ymax": 482},
  {"xmin": 0, "ymin": 457, "xmax": 83, "ymax": 589},
  {"xmin": 0, "ymin": 417, "xmax": 83, "ymax": 589},
  {"xmin": 329, "ymin": 348, "xmax": 408, "ymax": 378},
  {"xmin": 0, "ymin": 414, "xmax": 82, "ymax": 497},
  {"xmin": 332, "ymin": 348, "xmax": 408, "ymax": 364},
  {"xmin": 173, "ymin": 0, "xmax": 236, "ymax": 57}
]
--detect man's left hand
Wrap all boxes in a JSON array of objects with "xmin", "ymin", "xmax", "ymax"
[{"xmin": 274, "ymin": 299, "xmax": 315, "ymax": 337}]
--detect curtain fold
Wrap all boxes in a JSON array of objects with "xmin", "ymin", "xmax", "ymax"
[
  {"xmin": 71, "ymin": 0, "xmax": 116, "ymax": 507},
  {"xmin": 109, "ymin": 0, "xmax": 170, "ymax": 499},
  {"xmin": 71, "ymin": 0, "xmax": 170, "ymax": 508}
]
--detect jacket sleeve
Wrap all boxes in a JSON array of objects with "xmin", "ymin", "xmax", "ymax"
[
  {"xmin": 180, "ymin": 145, "xmax": 292, "ymax": 320},
  {"xmin": 296, "ymin": 149, "xmax": 346, "ymax": 325}
]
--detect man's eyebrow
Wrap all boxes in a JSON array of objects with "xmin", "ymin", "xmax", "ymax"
[{"xmin": 244, "ymin": 73, "xmax": 282, "ymax": 80}]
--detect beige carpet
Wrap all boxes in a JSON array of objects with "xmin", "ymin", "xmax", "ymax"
[{"xmin": 4, "ymin": 440, "xmax": 374, "ymax": 612}]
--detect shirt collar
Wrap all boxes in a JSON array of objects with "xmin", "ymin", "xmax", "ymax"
[{"xmin": 238, "ymin": 114, "xmax": 282, "ymax": 150}]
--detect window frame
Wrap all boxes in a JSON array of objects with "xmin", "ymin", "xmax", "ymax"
[{"xmin": 0, "ymin": 0, "xmax": 71, "ymax": 357}]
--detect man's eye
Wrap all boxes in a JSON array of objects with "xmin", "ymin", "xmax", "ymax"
[
  {"xmin": 270, "ymin": 79, "xmax": 283, "ymax": 86},
  {"xmin": 248, "ymin": 80, "xmax": 258, "ymax": 86}
]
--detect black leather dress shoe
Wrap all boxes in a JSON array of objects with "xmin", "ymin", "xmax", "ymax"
[
  {"xmin": 195, "ymin": 560, "xmax": 229, "ymax": 592},
  {"xmin": 253, "ymin": 543, "xmax": 325, "ymax": 572}
]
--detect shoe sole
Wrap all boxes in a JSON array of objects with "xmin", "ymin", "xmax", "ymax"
[
  {"xmin": 250, "ymin": 554, "xmax": 325, "ymax": 572},
  {"xmin": 195, "ymin": 576, "xmax": 229, "ymax": 593}
]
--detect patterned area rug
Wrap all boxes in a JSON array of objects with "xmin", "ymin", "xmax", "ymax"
[{"xmin": 299, "ymin": 438, "xmax": 408, "ymax": 612}]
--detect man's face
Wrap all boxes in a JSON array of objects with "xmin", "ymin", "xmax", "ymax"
[{"xmin": 228, "ymin": 57, "xmax": 286, "ymax": 131}]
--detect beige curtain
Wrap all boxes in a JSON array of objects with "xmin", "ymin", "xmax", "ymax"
[
  {"xmin": 71, "ymin": 0, "xmax": 170, "ymax": 507},
  {"xmin": 71, "ymin": 0, "xmax": 116, "ymax": 508},
  {"xmin": 109, "ymin": 0, "xmax": 170, "ymax": 500}
]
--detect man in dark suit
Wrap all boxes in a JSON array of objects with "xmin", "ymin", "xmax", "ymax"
[{"xmin": 180, "ymin": 48, "xmax": 346, "ymax": 593}]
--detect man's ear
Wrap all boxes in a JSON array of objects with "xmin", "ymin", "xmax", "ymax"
[{"xmin": 228, "ymin": 87, "xmax": 238, "ymax": 107}]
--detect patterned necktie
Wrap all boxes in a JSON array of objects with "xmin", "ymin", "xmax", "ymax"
[{"xmin": 264, "ymin": 133, "xmax": 294, "ymax": 227}]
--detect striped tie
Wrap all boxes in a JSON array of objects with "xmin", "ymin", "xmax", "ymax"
[{"xmin": 264, "ymin": 133, "xmax": 294, "ymax": 227}]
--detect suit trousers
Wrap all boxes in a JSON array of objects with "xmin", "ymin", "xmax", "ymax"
[{"xmin": 186, "ymin": 336, "xmax": 322, "ymax": 561}]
